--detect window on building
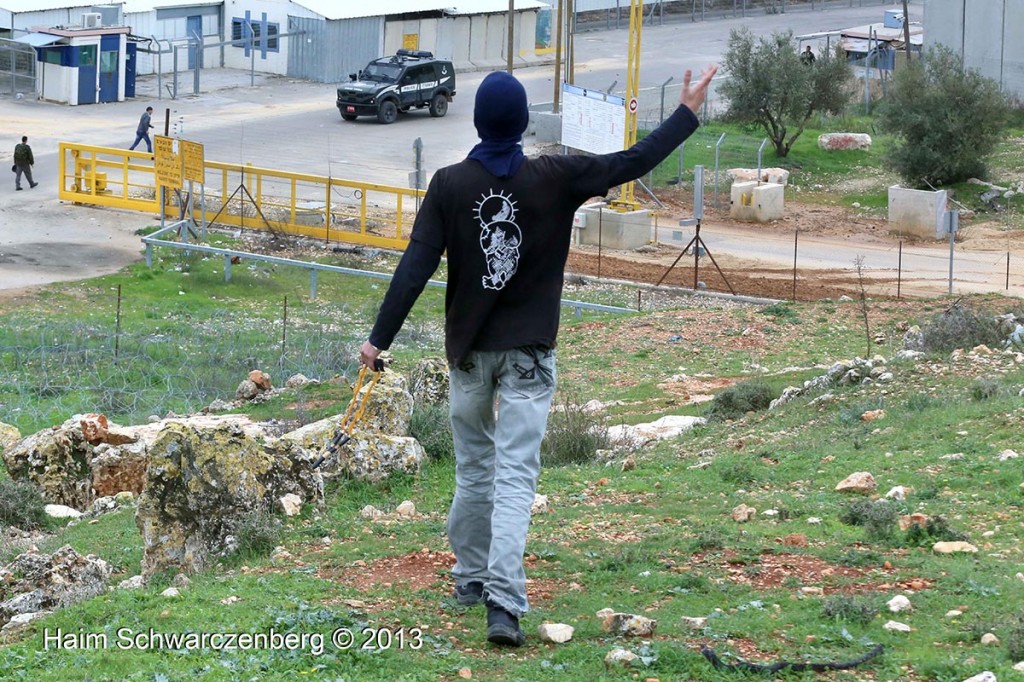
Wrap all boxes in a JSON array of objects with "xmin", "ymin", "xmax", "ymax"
[{"xmin": 231, "ymin": 18, "xmax": 279, "ymax": 51}]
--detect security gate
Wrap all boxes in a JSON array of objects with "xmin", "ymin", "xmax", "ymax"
[{"xmin": 0, "ymin": 38, "xmax": 37, "ymax": 97}]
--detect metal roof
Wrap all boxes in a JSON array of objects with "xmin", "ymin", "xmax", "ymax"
[
  {"xmin": 0, "ymin": 0, "xmax": 95, "ymax": 12},
  {"xmin": 14, "ymin": 31, "xmax": 64, "ymax": 46},
  {"xmin": 292, "ymin": 0, "xmax": 544, "ymax": 20}
]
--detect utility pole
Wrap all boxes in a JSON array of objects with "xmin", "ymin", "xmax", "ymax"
[
  {"xmin": 901, "ymin": 0, "xmax": 912, "ymax": 63},
  {"xmin": 553, "ymin": 0, "xmax": 563, "ymax": 112},
  {"xmin": 507, "ymin": 0, "xmax": 515, "ymax": 74}
]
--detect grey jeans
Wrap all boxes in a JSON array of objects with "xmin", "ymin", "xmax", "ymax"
[{"xmin": 447, "ymin": 346, "xmax": 556, "ymax": 617}]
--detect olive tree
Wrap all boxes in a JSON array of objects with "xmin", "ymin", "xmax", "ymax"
[
  {"xmin": 719, "ymin": 29, "xmax": 851, "ymax": 157},
  {"xmin": 877, "ymin": 46, "xmax": 1011, "ymax": 187}
]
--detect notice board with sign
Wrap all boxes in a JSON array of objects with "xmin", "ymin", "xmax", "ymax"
[
  {"xmin": 154, "ymin": 135, "xmax": 182, "ymax": 189},
  {"xmin": 560, "ymin": 83, "xmax": 625, "ymax": 156},
  {"xmin": 181, "ymin": 140, "xmax": 205, "ymax": 184}
]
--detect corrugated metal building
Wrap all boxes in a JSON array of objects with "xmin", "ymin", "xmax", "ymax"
[{"xmin": 926, "ymin": 0, "xmax": 1024, "ymax": 99}]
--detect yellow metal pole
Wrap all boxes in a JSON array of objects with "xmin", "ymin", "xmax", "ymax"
[{"xmin": 611, "ymin": 0, "xmax": 642, "ymax": 211}]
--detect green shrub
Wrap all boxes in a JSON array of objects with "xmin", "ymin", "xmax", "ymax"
[
  {"xmin": 877, "ymin": 45, "xmax": 1012, "ymax": 186},
  {"xmin": 1009, "ymin": 612, "xmax": 1024, "ymax": 661},
  {"xmin": 541, "ymin": 394, "xmax": 611, "ymax": 466},
  {"xmin": 904, "ymin": 515, "xmax": 970, "ymax": 547},
  {"xmin": 970, "ymin": 377, "xmax": 1001, "ymax": 401},
  {"xmin": 705, "ymin": 380, "xmax": 774, "ymax": 422},
  {"xmin": 231, "ymin": 509, "xmax": 283, "ymax": 558},
  {"xmin": 919, "ymin": 304, "xmax": 1005, "ymax": 354},
  {"xmin": 0, "ymin": 478, "xmax": 48, "ymax": 530},
  {"xmin": 840, "ymin": 499, "xmax": 899, "ymax": 543},
  {"xmin": 409, "ymin": 402, "xmax": 454, "ymax": 461},
  {"xmin": 822, "ymin": 595, "xmax": 879, "ymax": 624}
]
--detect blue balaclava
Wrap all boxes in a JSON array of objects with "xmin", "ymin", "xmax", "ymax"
[{"xmin": 466, "ymin": 71, "xmax": 529, "ymax": 178}]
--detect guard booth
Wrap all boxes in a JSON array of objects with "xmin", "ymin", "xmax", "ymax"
[{"xmin": 16, "ymin": 23, "xmax": 133, "ymax": 105}]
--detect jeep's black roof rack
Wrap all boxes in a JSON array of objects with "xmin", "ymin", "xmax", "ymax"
[{"xmin": 396, "ymin": 49, "xmax": 434, "ymax": 59}]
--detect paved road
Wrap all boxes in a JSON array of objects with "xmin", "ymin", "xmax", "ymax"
[{"xmin": 8, "ymin": 1, "xmax": 1017, "ymax": 300}]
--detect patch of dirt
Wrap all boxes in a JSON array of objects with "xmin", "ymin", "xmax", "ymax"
[
  {"xmin": 325, "ymin": 549, "xmax": 560, "ymax": 606},
  {"xmin": 701, "ymin": 550, "xmax": 933, "ymax": 595}
]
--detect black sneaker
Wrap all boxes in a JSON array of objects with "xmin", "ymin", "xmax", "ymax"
[
  {"xmin": 486, "ymin": 602, "xmax": 525, "ymax": 647},
  {"xmin": 29, "ymin": 182, "xmax": 37, "ymax": 188},
  {"xmin": 453, "ymin": 581, "xmax": 484, "ymax": 606}
]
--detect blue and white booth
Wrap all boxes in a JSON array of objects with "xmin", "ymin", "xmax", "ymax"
[{"xmin": 16, "ymin": 24, "xmax": 134, "ymax": 105}]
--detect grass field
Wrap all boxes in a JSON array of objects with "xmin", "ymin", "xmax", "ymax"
[{"xmin": 2, "ymin": 236, "xmax": 1024, "ymax": 680}]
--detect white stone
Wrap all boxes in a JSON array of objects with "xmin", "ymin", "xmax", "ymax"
[
  {"xmin": 395, "ymin": 500, "xmax": 417, "ymax": 518},
  {"xmin": 933, "ymin": 541, "xmax": 979, "ymax": 554},
  {"xmin": 962, "ymin": 672, "xmax": 996, "ymax": 682},
  {"xmin": 817, "ymin": 133, "xmax": 872, "ymax": 151},
  {"xmin": 732, "ymin": 504, "xmax": 757, "ymax": 522},
  {"xmin": 607, "ymin": 415, "xmax": 705, "ymax": 444},
  {"xmin": 945, "ymin": 609, "xmax": 963, "ymax": 618},
  {"xmin": 279, "ymin": 493, "xmax": 303, "ymax": 517},
  {"xmin": 531, "ymin": 494, "xmax": 549, "ymax": 515},
  {"xmin": 885, "ymin": 486, "xmax": 908, "ymax": 501},
  {"xmin": 118, "ymin": 575, "xmax": 145, "ymax": 590},
  {"xmin": 537, "ymin": 623, "xmax": 574, "ymax": 643},
  {"xmin": 604, "ymin": 648, "xmax": 639, "ymax": 668},
  {"xmin": 997, "ymin": 449, "xmax": 1019, "ymax": 461},
  {"xmin": 595, "ymin": 608, "xmax": 615, "ymax": 619},
  {"xmin": 681, "ymin": 616, "xmax": 707, "ymax": 630},
  {"xmin": 1013, "ymin": 661, "xmax": 1024, "ymax": 673},
  {"xmin": 883, "ymin": 620, "xmax": 911, "ymax": 632},
  {"xmin": 887, "ymin": 595, "xmax": 912, "ymax": 613},
  {"xmin": 44, "ymin": 504, "xmax": 83, "ymax": 519},
  {"xmin": 0, "ymin": 611, "xmax": 52, "ymax": 637},
  {"xmin": 835, "ymin": 472, "xmax": 877, "ymax": 494},
  {"xmin": 807, "ymin": 517, "xmax": 822, "ymax": 525},
  {"xmin": 161, "ymin": 587, "xmax": 181, "ymax": 598},
  {"xmin": 360, "ymin": 505, "xmax": 385, "ymax": 520},
  {"xmin": 980, "ymin": 633, "xmax": 1000, "ymax": 645}
]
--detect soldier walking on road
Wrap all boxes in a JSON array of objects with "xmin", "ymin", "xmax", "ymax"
[
  {"xmin": 129, "ymin": 106, "xmax": 155, "ymax": 153},
  {"xmin": 13, "ymin": 136, "xmax": 37, "ymax": 191}
]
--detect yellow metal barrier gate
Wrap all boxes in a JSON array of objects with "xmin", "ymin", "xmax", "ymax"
[{"xmin": 58, "ymin": 142, "xmax": 422, "ymax": 250}]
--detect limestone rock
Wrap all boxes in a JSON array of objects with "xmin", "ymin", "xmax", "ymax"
[
  {"xmin": 681, "ymin": 616, "xmax": 707, "ymax": 630},
  {"xmin": 531, "ymin": 494, "xmax": 549, "ymax": 515},
  {"xmin": 235, "ymin": 379, "xmax": 259, "ymax": 401},
  {"xmin": 595, "ymin": 607, "xmax": 615, "ymax": 619},
  {"xmin": 285, "ymin": 373, "xmax": 313, "ymax": 389},
  {"xmin": 883, "ymin": 620, "xmax": 911, "ymax": 633},
  {"xmin": 604, "ymin": 648, "xmax": 640, "ymax": 669},
  {"xmin": 885, "ymin": 486, "xmax": 909, "ymax": 500},
  {"xmin": 817, "ymin": 133, "xmax": 872, "ymax": 151},
  {"xmin": 726, "ymin": 167, "xmax": 790, "ymax": 185},
  {"xmin": 933, "ymin": 541, "xmax": 978, "ymax": 555},
  {"xmin": 44, "ymin": 504, "xmax": 82, "ymax": 519},
  {"xmin": 899, "ymin": 513, "xmax": 929, "ymax": 531},
  {"xmin": 353, "ymin": 370, "xmax": 415, "ymax": 435},
  {"xmin": 0, "ymin": 546, "xmax": 110, "ymax": 629},
  {"xmin": 360, "ymin": 505, "xmax": 385, "ymax": 520},
  {"xmin": 0, "ymin": 422, "xmax": 22, "ymax": 455},
  {"xmin": 997, "ymin": 449, "xmax": 1019, "ymax": 461},
  {"xmin": 161, "ymin": 587, "xmax": 180, "ymax": 598},
  {"xmin": 118, "ymin": 575, "xmax": 145, "ymax": 590},
  {"xmin": 408, "ymin": 358, "xmax": 450, "ymax": 406},
  {"xmin": 835, "ymin": 472, "xmax": 877, "ymax": 495},
  {"xmin": 620, "ymin": 454, "xmax": 636, "ymax": 472},
  {"xmin": 1014, "ymin": 661, "xmax": 1024, "ymax": 672},
  {"xmin": 607, "ymin": 415, "xmax": 705, "ymax": 445},
  {"xmin": 770, "ymin": 386, "xmax": 803, "ymax": 410},
  {"xmin": 248, "ymin": 370, "xmax": 273, "ymax": 391},
  {"xmin": 537, "ymin": 622, "xmax": 574, "ymax": 643},
  {"xmin": 962, "ymin": 673, "xmax": 996, "ymax": 682},
  {"xmin": 980, "ymin": 632, "xmax": 999, "ymax": 645},
  {"xmin": 732, "ymin": 504, "xmax": 756, "ymax": 522},
  {"xmin": 279, "ymin": 493, "xmax": 303, "ymax": 517},
  {"xmin": 602, "ymin": 612, "xmax": 657, "ymax": 637},
  {"xmin": 79, "ymin": 414, "xmax": 138, "ymax": 447},
  {"xmin": 861, "ymin": 409, "xmax": 886, "ymax": 422},
  {"xmin": 395, "ymin": 500, "xmax": 417, "ymax": 518},
  {"xmin": 90, "ymin": 440, "xmax": 149, "ymax": 498},
  {"xmin": 887, "ymin": 595, "xmax": 912, "ymax": 613},
  {"xmin": 946, "ymin": 609, "xmax": 963, "ymax": 618},
  {"xmin": 2, "ymin": 416, "xmax": 98, "ymax": 508},
  {"xmin": 0, "ymin": 610, "xmax": 52, "ymax": 642},
  {"xmin": 135, "ymin": 421, "xmax": 322, "ymax": 577}
]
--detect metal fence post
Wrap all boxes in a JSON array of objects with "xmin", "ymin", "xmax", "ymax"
[
  {"xmin": 659, "ymin": 76, "xmax": 674, "ymax": 124},
  {"xmin": 757, "ymin": 138, "xmax": 768, "ymax": 184},
  {"xmin": 714, "ymin": 132, "xmax": 725, "ymax": 208},
  {"xmin": 946, "ymin": 210, "xmax": 958, "ymax": 295}
]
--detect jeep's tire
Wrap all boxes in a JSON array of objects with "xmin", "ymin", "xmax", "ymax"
[
  {"xmin": 341, "ymin": 112, "xmax": 357, "ymax": 121},
  {"xmin": 429, "ymin": 93, "xmax": 449, "ymax": 118},
  {"xmin": 377, "ymin": 100, "xmax": 398, "ymax": 124}
]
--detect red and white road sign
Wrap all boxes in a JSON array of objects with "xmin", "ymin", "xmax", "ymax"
[{"xmin": 628, "ymin": 97, "xmax": 638, "ymax": 113}]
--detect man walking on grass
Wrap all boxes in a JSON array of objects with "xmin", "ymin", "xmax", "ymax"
[{"xmin": 359, "ymin": 64, "xmax": 717, "ymax": 647}]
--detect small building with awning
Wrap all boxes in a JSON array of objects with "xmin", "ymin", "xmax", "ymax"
[{"xmin": 16, "ymin": 23, "xmax": 133, "ymax": 104}]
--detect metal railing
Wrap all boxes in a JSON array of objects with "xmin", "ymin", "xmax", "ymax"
[{"xmin": 58, "ymin": 142, "xmax": 423, "ymax": 251}]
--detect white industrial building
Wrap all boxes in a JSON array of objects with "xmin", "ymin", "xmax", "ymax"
[
  {"xmin": 925, "ymin": 0, "xmax": 1024, "ymax": 99},
  {"xmin": 0, "ymin": 0, "xmax": 546, "ymax": 103}
]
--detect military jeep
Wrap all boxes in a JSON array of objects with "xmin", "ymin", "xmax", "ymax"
[{"xmin": 336, "ymin": 50, "xmax": 456, "ymax": 124}]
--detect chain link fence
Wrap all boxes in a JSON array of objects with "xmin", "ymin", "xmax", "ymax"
[{"xmin": 0, "ymin": 38, "xmax": 37, "ymax": 98}]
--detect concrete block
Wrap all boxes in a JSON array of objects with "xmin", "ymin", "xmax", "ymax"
[
  {"xmin": 530, "ymin": 111, "xmax": 562, "ymax": 144},
  {"xmin": 888, "ymin": 186, "xmax": 947, "ymax": 239},
  {"xmin": 730, "ymin": 182, "xmax": 785, "ymax": 222},
  {"xmin": 575, "ymin": 203, "xmax": 651, "ymax": 249}
]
